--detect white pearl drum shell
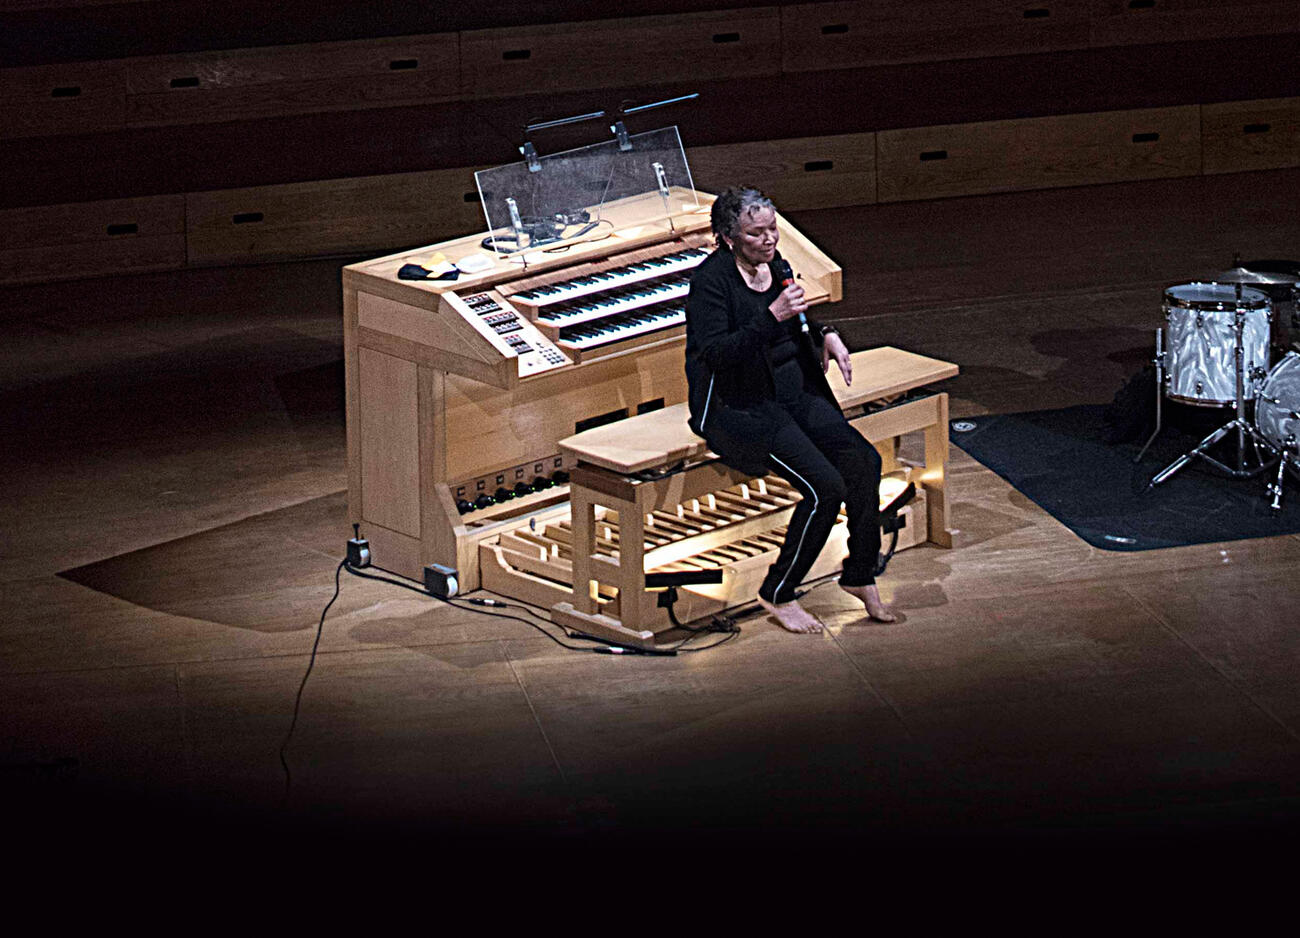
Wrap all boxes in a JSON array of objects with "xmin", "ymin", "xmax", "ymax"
[
  {"xmin": 1256, "ymin": 351, "xmax": 1300, "ymax": 452},
  {"xmin": 1164, "ymin": 283, "xmax": 1271, "ymax": 405}
]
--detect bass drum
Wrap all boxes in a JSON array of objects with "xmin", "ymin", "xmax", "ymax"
[
  {"xmin": 1164, "ymin": 282, "xmax": 1270, "ymax": 406},
  {"xmin": 1256, "ymin": 351, "xmax": 1300, "ymax": 453}
]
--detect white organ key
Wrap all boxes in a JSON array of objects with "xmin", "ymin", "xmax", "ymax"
[
  {"xmin": 555, "ymin": 304, "xmax": 686, "ymax": 350},
  {"xmin": 536, "ymin": 279, "xmax": 691, "ymax": 328},
  {"xmin": 509, "ymin": 248, "xmax": 707, "ymax": 307}
]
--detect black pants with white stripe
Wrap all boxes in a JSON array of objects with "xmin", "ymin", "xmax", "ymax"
[{"xmin": 758, "ymin": 392, "xmax": 883, "ymax": 605}]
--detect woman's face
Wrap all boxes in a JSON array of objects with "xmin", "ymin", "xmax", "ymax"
[{"xmin": 726, "ymin": 206, "xmax": 778, "ymax": 267}]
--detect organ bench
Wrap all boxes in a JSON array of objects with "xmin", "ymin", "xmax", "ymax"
[{"xmin": 541, "ymin": 346, "xmax": 959, "ymax": 648}]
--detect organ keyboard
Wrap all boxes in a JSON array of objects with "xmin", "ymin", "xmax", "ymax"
[
  {"xmin": 509, "ymin": 245, "xmax": 708, "ymax": 308},
  {"xmin": 554, "ymin": 299, "xmax": 686, "ymax": 351}
]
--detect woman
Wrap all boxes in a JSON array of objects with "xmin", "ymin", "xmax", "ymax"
[{"xmin": 685, "ymin": 186, "xmax": 894, "ymax": 633}]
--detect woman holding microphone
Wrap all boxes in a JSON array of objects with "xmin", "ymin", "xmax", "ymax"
[{"xmin": 685, "ymin": 186, "xmax": 894, "ymax": 633}]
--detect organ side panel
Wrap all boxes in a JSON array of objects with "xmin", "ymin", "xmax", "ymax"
[{"xmin": 357, "ymin": 346, "xmax": 420, "ymax": 536}]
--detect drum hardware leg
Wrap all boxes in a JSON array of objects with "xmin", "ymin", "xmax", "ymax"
[
  {"xmin": 1146, "ymin": 419, "xmax": 1278, "ymax": 490},
  {"xmin": 1268, "ymin": 454, "xmax": 1289, "ymax": 511},
  {"xmin": 1135, "ymin": 329, "xmax": 1166, "ymax": 464},
  {"xmin": 1147, "ymin": 423, "xmax": 1233, "ymax": 489},
  {"xmin": 1267, "ymin": 435, "xmax": 1300, "ymax": 511},
  {"xmin": 1235, "ymin": 305, "xmax": 1248, "ymax": 472},
  {"xmin": 1251, "ymin": 434, "xmax": 1270, "ymax": 468}
]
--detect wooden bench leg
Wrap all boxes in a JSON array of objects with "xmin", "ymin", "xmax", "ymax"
[
  {"xmin": 570, "ymin": 488, "xmax": 598, "ymax": 614},
  {"xmin": 616, "ymin": 500, "xmax": 647, "ymax": 632},
  {"xmin": 922, "ymin": 393, "xmax": 954, "ymax": 548},
  {"xmin": 877, "ymin": 435, "xmax": 901, "ymax": 475},
  {"xmin": 553, "ymin": 482, "xmax": 657, "ymax": 650}
]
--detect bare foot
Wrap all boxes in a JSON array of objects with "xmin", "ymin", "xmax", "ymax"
[
  {"xmin": 840, "ymin": 583, "xmax": 897, "ymax": 623},
  {"xmin": 757, "ymin": 596, "xmax": 823, "ymax": 634}
]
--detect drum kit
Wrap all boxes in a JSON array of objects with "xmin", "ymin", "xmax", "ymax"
[{"xmin": 1138, "ymin": 257, "xmax": 1300, "ymax": 510}]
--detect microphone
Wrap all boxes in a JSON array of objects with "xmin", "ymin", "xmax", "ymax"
[{"xmin": 778, "ymin": 259, "xmax": 809, "ymax": 333}]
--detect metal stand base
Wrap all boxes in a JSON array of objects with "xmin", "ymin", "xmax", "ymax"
[{"xmin": 1147, "ymin": 418, "xmax": 1277, "ymax": 490}]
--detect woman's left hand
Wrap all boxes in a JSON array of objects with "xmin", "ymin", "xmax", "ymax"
[{"xmin": 821, "ymin": 331, "xmax": 852, "ymax": 386}]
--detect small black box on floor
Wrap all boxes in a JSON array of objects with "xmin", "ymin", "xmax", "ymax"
[{"xmin": 424, "ymin": 564, "xmax": 459, "ymax": 598}]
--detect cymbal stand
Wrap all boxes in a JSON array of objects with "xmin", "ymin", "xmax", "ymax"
[
  {"xmin": 1147, "ymin": 290, "xmax": 1278, "ymax": 491},
  {"xmin": 1134, "ymin": 327, "xmax": 1165, "ymax": 464}
]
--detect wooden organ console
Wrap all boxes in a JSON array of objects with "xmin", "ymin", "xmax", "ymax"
[{"xmin": 344, "ymin": 187, "xmax": 957, "ymax": 639}]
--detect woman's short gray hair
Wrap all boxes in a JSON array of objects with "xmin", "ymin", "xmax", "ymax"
[{"xmin": 711, "ymin": 186, "xmax": 774, "ymax": 245}]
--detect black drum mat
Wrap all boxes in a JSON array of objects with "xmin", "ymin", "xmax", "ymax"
[{"xmin": 950, "ymin": 404, "xmax": 1300, "ymax": 551}]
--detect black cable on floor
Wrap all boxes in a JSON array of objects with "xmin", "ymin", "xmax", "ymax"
[
  {"xmin": 282, "ymin": 557, "xmax": 748, "ymax": 801},
  {"xmin": 279, "ymin": 558, "xmax": 344, "ymax": 805},
  {"xmin": 340, "ymin": 563, "xmax": 613, "ymax": 652},
  {"xmin": 342, "ymin": 563, "xmax": 745, "ymax": 654}
]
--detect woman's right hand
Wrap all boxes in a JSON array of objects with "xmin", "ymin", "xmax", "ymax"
[{"xmin": 768, "ymin": 283, "xmax": 808, "ymax": 322}]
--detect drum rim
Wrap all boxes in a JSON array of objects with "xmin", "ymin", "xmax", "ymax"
[
  {"xmin": 1166, "ymin": 392, "xmax": 1239, "ymax": 407},
  {"xmin": 1259, "ymin": 351, "xmax": 1300, "ymax": 396},
  {"xmin": 1163, "ymin": 281, "xmax": 1270, "ymax": 310}
]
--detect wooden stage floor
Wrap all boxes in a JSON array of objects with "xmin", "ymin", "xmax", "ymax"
[{"xmin": 4, "ymin": 169, "xmax": 1300, "ymax": 874}]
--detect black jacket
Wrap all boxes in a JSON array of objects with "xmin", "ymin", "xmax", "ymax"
[{"xmin": 684, "ymin": 246, "xmax": 837, "ymax": 471}]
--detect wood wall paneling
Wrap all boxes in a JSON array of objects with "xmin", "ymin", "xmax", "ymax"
[
  {"xmin": 0, "ymin": 194, "xmax": 185, "ymax": 284},
  {"xmin": 0, "ymin": 60, "xmax": 126, "ymax": 140},
  {"xmin": 1201, "ymin": 96, "xmax": 1300, "ymax": 173},
  {"xmin": 780, "ymin": 0, "xmax": 1095, "ymax": 72},
  {"xmin": 123, "ymin": 35, "xmax": 461, "ymax": 127},
  {"xmin": 1089, "ymin": 0, "xmax": 1300, "ymax": 47},
  {"xmin": 688, "ymin": 133, "xmax": 878, "ymax": 209},
  {"xmin": 185, "ymin": 167, "xmax": 485, "ymax": 266},
  {"xmin": 0, "ymin": 1, "xmax": 150, "ymax": 8},
  {"xmin": 876, "ymin": 104, "xmax": 1201, "ymax": 202},
  {"xmin": 459, "ymin": 8, "xmax": 782, "ymax": 98}
]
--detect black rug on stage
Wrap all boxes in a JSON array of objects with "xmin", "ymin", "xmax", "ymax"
[{"xmin": 950, "ymin": 404, "xmax": 1300, "ymax": 551}]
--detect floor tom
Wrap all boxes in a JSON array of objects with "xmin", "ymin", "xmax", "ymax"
[
  {"xmin": 1164, "ymin": 282, "xmax": 1270, "ymax": 405},
  {"xmin": 1256, "ymin": 351, "xmax": 1300, "ymax": 453}
]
